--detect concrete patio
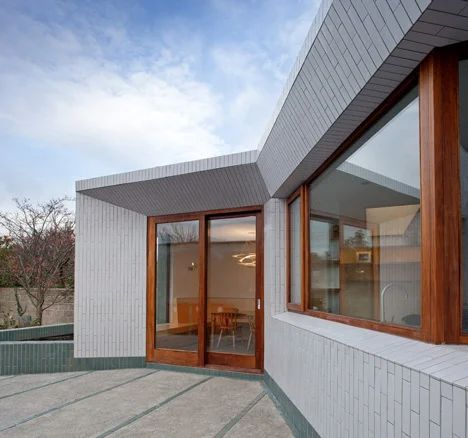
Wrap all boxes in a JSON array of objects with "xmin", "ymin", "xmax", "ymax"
[{"xmin": 0, "ymin": 369, "xmax": 293, "ymax": 437}]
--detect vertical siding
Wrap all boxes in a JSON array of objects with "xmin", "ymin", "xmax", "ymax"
[
  {"xmin": 264, "ymin": 199, "xmax": 287, "ymax": 319},
  {"xmin": 264, "ymin": 199, "xmax": 286, "ymax": 387},
  {"xmin": 74, "ymin": 193, "xmax": 146, "ymax": 358}
]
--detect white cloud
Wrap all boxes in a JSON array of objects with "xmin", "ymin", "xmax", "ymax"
[
  {"xmin": 279, "ymin": 2, "xmax": 320, "ymax": 58},
  {"xmin": 0, "ymin": 6, "xmax": 228, "ymax": 171},
  {"xmin": 0, "ymin": 0, "xmax": 321, "ymax": 212}
]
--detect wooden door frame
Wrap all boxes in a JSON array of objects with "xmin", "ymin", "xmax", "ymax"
[{"xmin": 146, "ymin": 206, "xmax": 264, "ymax": 372}]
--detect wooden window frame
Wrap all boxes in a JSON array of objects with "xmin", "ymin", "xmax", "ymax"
[
  {"xmin": 286, "ymin": 186, "xmax": 306, "ymax": 312},
  {"xmin": 285, "ymin": 43, "xmax": 468, "ymax": 343}
]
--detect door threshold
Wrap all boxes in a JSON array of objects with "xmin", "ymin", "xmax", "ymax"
[
  {"xmin": 205, "ymin": 364, "xmax": 263, "ymax": 375},
  {"xmin": 146, "ymin": 362, "xmax": 263, "ymax": 380}
]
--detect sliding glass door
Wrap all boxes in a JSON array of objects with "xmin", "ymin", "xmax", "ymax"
[
  {"xmin": 147, "ymin": 209, "xmax": 263, "ymax": 371},
  {"xmin": 151, "ymin": 218, "xmax": 201, "ymax": 366},
  {"xmin": 206, "ymin": 215, "xmax": 259, "ymax": 369}
]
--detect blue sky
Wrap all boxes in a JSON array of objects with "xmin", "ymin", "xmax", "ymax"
[{"xmin": 0, "ymin": 0, "xmax": 319, "ymax": 211}]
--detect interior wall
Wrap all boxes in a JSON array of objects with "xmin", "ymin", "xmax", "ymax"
[
  {"xmin": 165, "ymin": 241, "xmax": 256, "ymax": 322},
  {"xmin": 207, "ymin": 242, "xmax": 256, "ymax": 299}
]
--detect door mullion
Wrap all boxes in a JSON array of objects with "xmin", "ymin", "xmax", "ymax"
[{"xmin": 198, "ymin": 215, "xmax": 207, "ymax": 367}]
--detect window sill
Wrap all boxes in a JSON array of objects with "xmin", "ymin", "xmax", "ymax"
[{"xmin": 273, "ymin": 311, "xmax": 468, "ymax": 389}]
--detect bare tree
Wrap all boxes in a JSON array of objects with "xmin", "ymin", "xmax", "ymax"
[
  {"xmin": 0, "ymin": 198, "xmax": 74, "ymax": 325},
  {"xmin": 158, "ymin": 223, "xmax": 198, "ymax": 243}
]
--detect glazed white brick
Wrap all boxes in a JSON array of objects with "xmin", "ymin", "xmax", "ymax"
[
  {"xmin": 74, "ymin": 194, "xmax": 146, "ymax": 358},
  {"xmin": 402, "ymin": 379, "xmax": 411, "ymax": 435},
  {"xmin": 430, "ymin": 421, "xmax": 441, "ymax": 438},
  {"xmin": 430, "ymin": 378, "xmax": 441, "ymax": 425},
  {"xmin": 453, "ymin": 386, "xmax": 466, "ymax": 438},
  {"xmin": 441, "ymin": 396, "xmax": 453, "ymax": 437}
]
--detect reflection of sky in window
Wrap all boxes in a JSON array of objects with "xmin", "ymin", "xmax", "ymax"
[{"xmin": 344, "ymin": 98, "xmax": 420, "ymax": 189}]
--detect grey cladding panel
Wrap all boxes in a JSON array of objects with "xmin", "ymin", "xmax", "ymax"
[
  {"xmin": 80, "ymin": 163, "xmax": 269, "ymax": 216},
  {"xmin": 257, "ymin": 0, "xmax": 468, "ymax": 197}
]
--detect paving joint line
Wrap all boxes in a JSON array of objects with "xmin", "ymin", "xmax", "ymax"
[
  {"xmin": 0, "ymin": 370, "xmax": 160, "ymax": 432},
  {"xmin": 0, "ymin": 375, "xmax": 16, "ymax": 382},
  {"xmin": 213, "ymin": 390, "xmax": 266, "ymax": 438},
  {"xmin": 0, "ymin": 371, "xmax": 95, "ymax": 401},
  {"xmin": 96, "ymin": 376, "xmax": 213, "ymax": 438}
]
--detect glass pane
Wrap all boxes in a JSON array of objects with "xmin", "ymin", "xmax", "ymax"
[
  {"xmin": 342, "ymin": 224, "xmax": 375, "ymax": 320},
  {"xmin": 308, "ymin": 87, "xmax": 421, "ymax": 327},
  {"xmin": 309, "ymin": 217, "xmax": 340, "ymax": 313},
  {"xmin": 460, "ymin": 60, "xmax": 468, "ymax": 332},
  {"xmin": 155, "ymin": 220, "xmax": 199, "ymax": 351},
  {"xmin": 289, "ymin": 197, "xmax": 302, "ymax": 304},
  {"xmin": 207, "ymin": 216, "xmax": 256, "ymax": 355}
]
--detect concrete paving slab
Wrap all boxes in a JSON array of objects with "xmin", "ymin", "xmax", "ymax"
[
  {"xmin": 0, "ymin": 369, "xmax": 293, "ymax": 438},
  {"xmin": 0, "ymin": 368, "xmax": 150, "ymax": 431},
  {"xmin": 0, "ymin": 372, "xmax": 86, "ymax": 399},
  {"xmin": 110, "ymin": 376, "xmax": 264, "ymax": 438},
  {"xmin": 224, "ymin": 393, "xmax": 293, "ymax": 438},
  {"xmin": 0, "ymin": 376, "xmax": 14, "ymax": 381},
  {"xmin": 2, "ymin": 371, "xmax": 205, "ymax": 438}
]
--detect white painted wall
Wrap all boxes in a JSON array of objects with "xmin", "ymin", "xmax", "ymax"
[
  {"xmin": 264, "ymin": 198, "xmax": 468, "ymax": 438},
  {"xmin": 74, "ymin": 193, "xmax": 147, "ymax": 358}
]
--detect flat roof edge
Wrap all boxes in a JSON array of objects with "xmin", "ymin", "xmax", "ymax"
[{"xmin": 76, "ymin": 149, "xmax": 259, "ymax": 192}]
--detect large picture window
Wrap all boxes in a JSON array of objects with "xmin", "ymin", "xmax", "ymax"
[
  {"xmin": 284, "ymin": 44, "xmax": 468, "ymax": 342},
  {"xmin": 307, "ymin": 87, "xmax": 421, "ymax": 328}
]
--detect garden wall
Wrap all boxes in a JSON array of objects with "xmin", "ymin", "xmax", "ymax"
[{"xmin": 0, "ymin": 288, "xmax": 73, "ymax": 326}]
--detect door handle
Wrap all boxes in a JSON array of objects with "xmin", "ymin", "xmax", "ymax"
[{"xmin": 257, "ymin": 299, "xmax": 261, "ymax": 310}]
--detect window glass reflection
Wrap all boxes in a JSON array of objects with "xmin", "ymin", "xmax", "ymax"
[
  {"xmin": 155, "ymin": 220, "xmax": 199, "ymax": 351},
  {"xmin": 309, "ymin": 87, "xmax": 421, "ymax": 327}
]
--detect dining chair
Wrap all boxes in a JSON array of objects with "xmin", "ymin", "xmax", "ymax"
[
  {"xmin": 213, "ymin": 311, "xmax": 239, "ymax": 349},
  {"xmin": 247, "ymin": 315, "xmax": 255, "ymax": 351}
]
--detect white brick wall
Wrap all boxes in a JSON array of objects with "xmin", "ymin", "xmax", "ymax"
[
  {"xmin": 263, "ymin": 196, "xmax": 468, "ymax": 438},
  {"xmin": 74, "ymin": 193, "xmax": 147, "ymax": 358}
]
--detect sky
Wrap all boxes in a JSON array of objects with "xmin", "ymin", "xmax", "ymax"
[{"xmin": 0, "ymin": 0, "xmax": 320, "ymax": 212}]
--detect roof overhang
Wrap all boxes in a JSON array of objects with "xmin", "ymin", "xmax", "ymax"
[
  {"xmin": 256, "ymin": 0, "xmax": 468, "ymax": 197},
  {"xmin": 76, "ymin": 151, "xmax": 269, "ymax": 216}
]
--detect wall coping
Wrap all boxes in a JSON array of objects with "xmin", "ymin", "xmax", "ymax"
[
  {"xmin": 0, "ymin": 323, "xmax": 73, "ymax": 342},
  {"xmin": 273, "ymin": 312, "xmax": 468, "ymax": 390}
]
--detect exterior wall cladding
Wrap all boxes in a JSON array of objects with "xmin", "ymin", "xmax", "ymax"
[
  {"xmin": 74, "ymin": 0, "xmax": 468, "ymax": 437},
  {"xmin": 74, "ymin": 193, "xmax": 147, "ymax": 358}
]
